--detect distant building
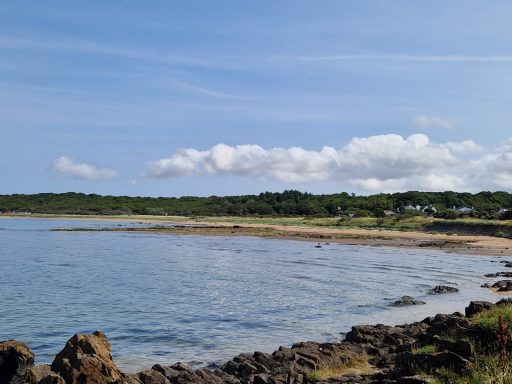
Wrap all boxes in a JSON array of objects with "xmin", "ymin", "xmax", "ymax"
[
  {"xmin": 455, "ymin": 206, "xmax": 474, "ymax": 214},
  {"xmin": 401, "ymin": 204, "xmax": 437, "ymax": 215}
]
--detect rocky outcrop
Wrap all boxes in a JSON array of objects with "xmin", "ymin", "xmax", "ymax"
[
  {"xmin": 492, "ymin": 280, "xmax": 512, "ymax": 291},
  {"xmin": 464, "ymin": 300, "xmax": 494, "ymax": 317},
  {"xmin": 4, "ymin": 300, "xmax": 512, "ymax": 384},
  {"xmin": 51, "ymin": 330, "xmax": 124, "ymax": 384},
  {"xmin": 427, "ymin": 285, "xmax": 459, "ymax": 295},
  {"xmin": 0, "ymin": 340, "xmax": 35, "ymax": 384}
]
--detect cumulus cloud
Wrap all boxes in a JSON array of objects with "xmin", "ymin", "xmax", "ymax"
[
  {"xmin": 145, "ymin": 133, "xmax": 505, "ymax": 192},
  {"xmin": 441, "ymin": 140, "xmax": 483, "ymax": 153},
  {"xmin": 53, "ymin": 156, "xmax": 117, "ymax": 180},
  {"xmin": 469, "ymin": 147, "xmax": 512, "ymax": 189},
  {"xmin": 413, "ymin": 116, "xmax": 455, "ymax": 129}
]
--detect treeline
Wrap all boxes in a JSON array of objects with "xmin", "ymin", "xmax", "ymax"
[{"xmin": 1, "ymin": 190, "xmax": 512, "ymax": 218}]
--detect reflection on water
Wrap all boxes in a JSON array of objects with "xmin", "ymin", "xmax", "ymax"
[{"xmin": 0, "ymin": 217, "xmax": 504, "ymax": 372}]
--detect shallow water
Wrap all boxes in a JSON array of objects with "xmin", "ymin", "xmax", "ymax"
[{"xmin": 0, "ymin": 217, "xmax": 505, "ymax": 372}]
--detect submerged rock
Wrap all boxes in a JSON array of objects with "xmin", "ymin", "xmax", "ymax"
[
  {"xmin": 0, "ymin": 340, "xmax": 35, "ymax": 384},
  {"xmin": 484, "ymin": 271, "xmax": 512, "ymax": 278},
  {"xmin": 51, "ymin": 330, "xmax": 124, "ymax": 384},
  {"xmin": 391, "ymin": 296, "xmax": 426, "ymax": 307},
  {"xmin": 427, "ymin": 285, "xmax": 459, "ymax": 295}
]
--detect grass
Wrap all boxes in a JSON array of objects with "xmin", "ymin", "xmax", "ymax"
[
  {"xmin": 433, "ymin": 357, "xmax": 512, "ymax": 384},
  {"xmin": 422, "ymin": 306, "xmax": 512, "ymax": 383},
  {"xmin": 305, "ymin": 355, "xmax": 372, "ymax": 382},
  {"xmin": 414, "ymin": 344, "xmax": 437, "ymax": 354},
  {"xmin": 473, "ymin": 305, "xmax": 512, "ymax": 332}
]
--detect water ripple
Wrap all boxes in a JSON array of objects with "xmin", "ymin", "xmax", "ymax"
[{"xmin": 0, "ymin": 217, "xmax": 501, "ymax": 373}]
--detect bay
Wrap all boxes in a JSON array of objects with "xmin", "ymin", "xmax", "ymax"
[{"xmin": 0, "ymin": 217, "xmax": 502, "ymax": 372}]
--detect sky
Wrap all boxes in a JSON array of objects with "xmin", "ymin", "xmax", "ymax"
[{"xmin": 1, "ymin": 1, "xmax": 512, "ymax": 197}]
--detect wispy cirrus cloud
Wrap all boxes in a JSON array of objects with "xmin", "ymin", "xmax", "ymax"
[
  {"xmin": 413, "ymin": 116, "xmax": 456, "ymax": 130},
  {"xmin": 53, "ymin": 156, "xmax": 117, "ymax": 180},
  {"xmin": 298, "ymin": 54, "xmax": 512, "ymax": 63}
]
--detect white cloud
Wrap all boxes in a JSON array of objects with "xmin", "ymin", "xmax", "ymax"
[
  {"xmin": 350, "ymin": 177, "xmax": 407, "ymax": 193},
  {"xmin": 469, "ymin": 144, "xmax": 512, "ymax": 189},
  {"xmin": 53, "ymin": 156, "xmax": 117, "ymax": 180},
  {"xmin": 146, "ymin": 133, "xmax": 497, "ymax": 191},
  {"xmin": 413, "ymin": 116, "xmax": 455, "ymax": 130},
  {"xmin": 441, "ymin": 140, "xmax": 483, "ymax": 153},
  {"xmin": 144, "ymin": 134, "xmax": 512, "ymax": 192}
]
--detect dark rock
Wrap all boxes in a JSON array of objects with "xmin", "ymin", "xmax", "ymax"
[
  {"xmin": 396, "ymin": 351, "xmax": 469, "ymax": 374},
  {"xmin": 26, "ymin": 365, "xmax": 51, "ymax": 384},
  {"xmin": 481, "ymin": 283, "xmax": 492, "ymax": 288},
  {"xmin": 492, "ymin": 280, "xmax": 512, "ymax": 291},
  {"xmin": 51, "ymin": 331, "xmax": 124, "ymax": 384},
  {"xmin": 137, "ymin": 369, "xmax": 170, "ymax": 384},
  {"xmin": 0, "ymin": 339, "xmax": 35, "ymax": 384},
  {"xmin": 496, "ymin": 298, "xmax": 512, "ymax": 306},
  {"xmin": 122, "ymin": 374, "xmax": 144, "ymax": 384},
  {"xmin": 465, "ymin": 301, "xmax": 494, "ymax": 317},
  {"xmin": 26, "ymin": 365, "xmax": 66, "ymax": 384},
  {"xmin": 396, "ymin": 375, "xmax": 437, "ymax": 384},
  {"xmin": 391, "ymin": 296, "xmax": 426, "ymax": 307},
  {"xmin": 484, "ymin": 271, "xmax": 512, "ymax": 277},
  {"xmin": 427, "ymin": 285, "xmax": 459, "ymax": 295},
  {"xmin": 431, "ymin": 336, "xmax": 473, "ymax": 358},
  {"xmin": 39, "ymin": 373, "xmax": 67, "ymax": 384}
]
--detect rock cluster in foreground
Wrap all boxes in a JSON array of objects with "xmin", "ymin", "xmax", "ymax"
[{"xmin": 1, "ymin": 299, "xmax": 510, "ymax": 384}]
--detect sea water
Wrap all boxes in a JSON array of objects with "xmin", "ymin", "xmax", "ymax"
[{"xmin": 0, "ymin": 217, "xmax": 503, "ymax": 372}]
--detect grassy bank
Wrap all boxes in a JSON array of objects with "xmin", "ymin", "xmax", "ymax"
[{"xmin": 421, "ymin": 304, "xmax": 512, "ymax": 384}]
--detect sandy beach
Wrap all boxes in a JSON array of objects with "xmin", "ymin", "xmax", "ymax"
[{"xmin": 5, "ymin": 214, "xmax": 512, "ymax": 256}]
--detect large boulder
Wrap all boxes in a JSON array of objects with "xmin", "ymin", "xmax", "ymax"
[
  {"xmin": 0, "ymin": 340, "xmax": 35, "ymax": 384},
  {"xmin": 51, "ymin": 331, "xmax": 124, "ymax": 384},
  {"xmin": 464, "ymin": 301, "xmax": 494, "ymax": 317}
]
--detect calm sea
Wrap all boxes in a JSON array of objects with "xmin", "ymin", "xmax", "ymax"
[{"xmin": 0, "ymin": 217, "xmax": 503, "ymax": 372}]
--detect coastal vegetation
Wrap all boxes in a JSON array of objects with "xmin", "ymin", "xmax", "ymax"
[{"xmin": 1, "ymin": 190, "xmax": 511, "ymax": 218}]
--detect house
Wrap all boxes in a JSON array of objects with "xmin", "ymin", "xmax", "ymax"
[
  {"xmin": 498, "ymin": 208, "xmax": 509, "ymax": 215},
  {"xmin": 421, "ymin": 204, "xmax": 437, "ymax": 214},
  {"xmin": 402, "ymin": 204, "xmax": 437, "ymax": 215},
  {"xmin": 403, "ymin": 204, "xmax": 417, "ymax": 212},
  {"xmin": 456, "ymin": 206, "xmax": 474, "ymax": 214},
  {"xmin": 383, "ymin": 210, "xmax": 396, "ymax": 216}
]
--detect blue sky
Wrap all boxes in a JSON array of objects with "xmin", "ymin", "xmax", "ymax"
[{"xmin": 2, "ymin": 1, "xmax": 512, "ymax": 196}]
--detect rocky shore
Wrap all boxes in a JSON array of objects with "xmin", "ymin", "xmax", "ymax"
[{"xmin": 3, "ymin": 299, "xmax": 512, "ymax": 384}]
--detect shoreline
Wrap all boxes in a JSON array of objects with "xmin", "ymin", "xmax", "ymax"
[
  {"xmin": 5, "ymin": 299, "xmax": 512, "ymax": 383},
  {"xmin": 4, "ymin": 213, "xmax": 512, "ymax": 256}
]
